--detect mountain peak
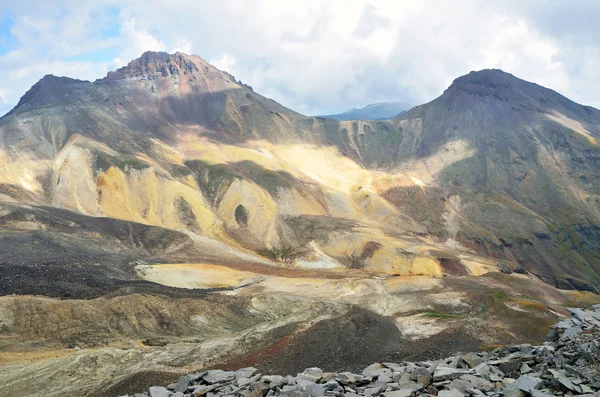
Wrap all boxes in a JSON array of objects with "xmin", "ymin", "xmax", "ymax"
[
  {"xmin": 10, "ymin": 74, "xmax": 89, "ymax": 111},
  {"xmin": 104, "ymin": 51, "xmax": 204, "ymax": 81},
  {"xmin": 444, "ymin": 69, "xmax": 520, "ymax": 99}
]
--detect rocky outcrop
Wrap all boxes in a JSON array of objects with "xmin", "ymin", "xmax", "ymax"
[{"xmin": 122, "ymin": 305, "xmax": 600, "ymax": 397}]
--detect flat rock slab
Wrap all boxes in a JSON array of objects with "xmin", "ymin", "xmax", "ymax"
[
  {"xmin": 433, "ymin": 367, "xmax": 472, "ymax": 381},
  {"xmin": 148, "ymin": 386, "xmax": 171, "ymax": 397},
  {"xmin": 204, "ymin": 370, "xmax": 235, "ymax": 384},
  {"xmin": 382, "ymin": 390, "xmax": 413, "ymax": 397},
  {"xmin": 438, "ymin": 389, "xmax": 465, "ymax": 397},
  {"xmin": 510, "ymin": 375, "xmax": 542, "ymax": 392}
]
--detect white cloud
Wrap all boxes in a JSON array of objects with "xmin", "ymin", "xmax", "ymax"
[
  {"xmin": 0, "ymin": 90, "xmax": 9, "ymax": 104},
  {"xmin": 112, "ymin": 18, "xmax": 166, "ymax": 67},
  {"xmin": 2, "ymin": 0, "xmax": 600, "ymax": 117},
  {"xmin": 210, "ymin": 53, "xmax": 237, "ymax": 73},
  {"xmin": 171, "ymin": 38, "xmax": 194, "ymax": 55}
]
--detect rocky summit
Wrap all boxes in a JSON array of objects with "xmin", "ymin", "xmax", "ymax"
[{"xmin": 122, "ymin": 305, "xmax": 600, "ymax": 397}]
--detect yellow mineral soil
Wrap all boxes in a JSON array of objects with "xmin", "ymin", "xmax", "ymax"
[
  {"xmin": 0, "ymin": 349, "xmax": 78, "ymax": 366},
  {"xmin": 50, "ymin": 135, "xmax": 219, "ymax": 233},
  {"xmin": 0, "ymin": 148, "xmax": 51, "ymax": 199},
  {"xmin": 135, "ymin": 263, "xmax": 261, "ymax": 289},
  {"xmin": 460, "ymin": 259, "xmax": 496, "ymax": 276},
  {"xmin": 217, "ymin": 178, "xmax": 280, "ymax": 247},
  {"xmin": 547, "ymin": 112, "xmax": 599, "ymax": 146}
]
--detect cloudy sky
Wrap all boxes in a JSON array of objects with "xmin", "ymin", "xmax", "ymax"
[{"xmin": 1, "ymin": 0, "xmax": 600, "ymax": 117}]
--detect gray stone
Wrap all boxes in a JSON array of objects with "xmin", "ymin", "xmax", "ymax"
[
  {"xmin": 262, "ymin": 375, "xmax": 286, "ymax": 389},
  {"xmin": 237, "ymin": 376, "xmax": 260, "ymax": 387},
  {"xmin": 236, "ymin": 368, "xmax": 259, "ymax": 379},
  {"xmin": 295, "ymin": 379, "xmax": 316, "ymax": 387},
  {"xmin": 335, "ymin": 372, "xmax": 361, "ymax": 385},
  {"xmin": 510, "ymin": 375, "xmax": 542, "ymax": 392},
  {"xmin": 459, "ymin": 374, "xmax": 494, "ymax": 391},
  {"xmin": 321, "ymin": 373, "xmax": 336, "ymax": 383},
  {"xmin": 530, "ymin": 390, "xmax": 553, "ymax": 397},
  {"xmin": 519, "ymin": 363, "xmax": 532, "ymax": 374},
  {"xmin": 173, "ymin": 375, "xmax": 192, "ymax": 393},
  {"xmin": 148, "ymin": 386, "xmax": 171, "ymax": 397},
  {"xmin": 472, "ymin": 363, "xmax": 491, "ymax": 377},
  {"xmin": 298, "ymin": 368, "xmax": 323, "ymax": 383},
  {"xmin": 437, "ymin": 389, "xmax": 465, "ymax": 397},
  {"xmin": 249, "ymin": 380, "xmax": 270, "ymax": 394},
  {"xmin": 192, "ymin": 384, "xmax": 220, "ymax": 397},
  {"xmin": 447, "ymin": 379, "xmax": 473, "ymax": 393},
  {"xmin": 364, "ymin": 383, "xmax": 386, "ymax": 396},
  {"xmin": 433, "ymin": 367, "xmax": 472, "ymax": 381},
  {"xmin": 580, "ymin": 384, "xmax": 594, "ymax": 393},
  {"xmin": 462, "ymin": 354, "xmax": 484, "ymax": 369},
  {"xmin": 382, "ymin": 390, "xmax": 413, "ymax": 397},
  {"xmin": 558, "ymin": 376, "xmax": 581, "ymax": 393},
  {"xmin": 203, "ymin": 370, "xmax": 235, "ymax": 384},
  {"xmin": 383, "ymin": 363, "xmax": 405, "ymax": 372},
  {"xmin": 323, "ymin": 380, "xmax": 340, "ymax": 391},
  {"xmin": 502, "ymin": 389, "xmax": 525, "ymax": 397},
  {"xmin": 566, "ymin": 307, "xmax": 589, "ymax": 322},
  {"xmin": 561, "ymin": 326, "xmax": 582, "ymax": 340},
  {"xmin": 496, "ymin": 359, "xmax": 522, "ymax": 375},
  {"xmin": 415, "ymin": 373, "xmax": 431, "ymax": 388},
  {"xmin": 464, "ymin": 387, "xmax": 486, "ymax": 397},
  {"xmin": 363, "ymin": 363, "xmax": 390, "ymax": 378},
  {"xmin": 303, "ymin": 368, "xmax": 324, "ymax": 377},
  {"xmin": 296, "ymin": 382, "xmax": 325, "ymax": 397}
]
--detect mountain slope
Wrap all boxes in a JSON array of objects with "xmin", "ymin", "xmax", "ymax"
[
  {"xmin": 0, "ymin": 55, "xmax": 599, "ymax": 292},
  {"xmin": 346, "ymin": 69, "xmax": 600, "ymax": 289},
  {"xmin": 319, "ymin": 102, "xmax": 411, "ymax": 121}
]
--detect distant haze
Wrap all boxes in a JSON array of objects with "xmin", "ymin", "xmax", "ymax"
[{"xmin": 318, "ymin": 102, "xmax": 411, "ymax": 121}]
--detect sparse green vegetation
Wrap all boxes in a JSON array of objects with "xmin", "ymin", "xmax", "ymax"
[
  {"xmin": 95, "ymin": 151, "xmax": 148, "ymax": 172},
  {"xmin": 257, "ymin": 246, "xmax": 294, "ymax": 261}
]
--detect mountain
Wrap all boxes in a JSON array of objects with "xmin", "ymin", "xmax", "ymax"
[
  {"xmin": 0, "ymin": 54, "xmax": 599, "ymax": 292},
  {"xmin": 1, "ymin": 54, "xmax": 600, "ymax": 396},
  {"xmin": 319, "ymin": 101, "xmax": 411, "ymax": 120},
  {"xmin": 351, "ymin": 69, "xmax": 600, "ymax": 290}
]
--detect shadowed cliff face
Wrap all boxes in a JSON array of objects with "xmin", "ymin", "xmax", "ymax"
[{"xmin": 0, "ymin": 54, "xmax": 599, "ymax": 292}]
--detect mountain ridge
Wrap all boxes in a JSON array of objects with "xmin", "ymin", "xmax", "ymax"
[{"xmin": 0, "ymin": 51, "xmax": 599, "ymax": 292}]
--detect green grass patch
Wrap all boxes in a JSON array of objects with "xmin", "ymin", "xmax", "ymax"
[{"xmin": 493, "ymin": 289, "xmax": 507, "ymax": 300}]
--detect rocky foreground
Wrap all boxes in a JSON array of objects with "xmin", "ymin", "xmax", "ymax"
[{"xmin": 121, "ymin": 305, "xmax": 600, "ymax": 397}]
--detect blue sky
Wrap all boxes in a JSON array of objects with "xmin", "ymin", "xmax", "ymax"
[{"xmin": 1, "ymin": 0, "xmax": 600, "ymax": 117}]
